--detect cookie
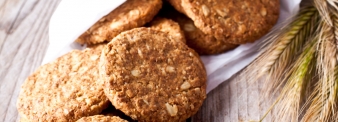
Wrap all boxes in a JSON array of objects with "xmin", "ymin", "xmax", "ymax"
[
  {"xmin": 158, "ymin": 3, "xmax": 238, "ymax": 55},
  {"xmin": 75, "ymin": 0, "xmax": 162, "ymax": 45},
  {"xmin": 100, "ymin": 28, "xmax": 207, "ymax": 121},
  {"xmin": 17, "ymin": 48, "xmax": 109, "ymax": 121},
  {"xmin": 167, "ymin": 0, "xmax": 280, "ymax": 44},
  {"xmin": 76, "ymin": 115, "xmax": 127, "ymax": 122},
  {"xmin": 149, "ymin": 17, "xmax": 186, "ymax": 43}
]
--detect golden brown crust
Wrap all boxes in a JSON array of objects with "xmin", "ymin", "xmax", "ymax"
[
  {"xmin": 149, "ymin": 17, "xmax": 186, "ymax": 43},
  {"xmin": 100, "ymin": 28, "xmax": 207, "ymax": 122},
  {"xmin": 17, "ymin": 48, "xmax": 109, "ymax": 122},
  {"xmin": 76, "ymin": 115, "xmax": 127, "ymax": 122},
  {"xmin": 158, "ymin": 3, "xmax": 238, "ymax": 55},
  {"xmin": 75, "ymin": 0, "xmax": 162, "ymax": 45},
  {"xmin": 167, "ymin": 0, "xmax": 280, "ymax": 44}
]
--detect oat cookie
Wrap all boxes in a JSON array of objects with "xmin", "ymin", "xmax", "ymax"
[
  {"xmin": 167, "ymin": 0, "xmax": 280, "ymax": 44},
  {"xmin": 149, "ymin": 17, "xmax": 186, "ymax": 43},
  {"xmin": 17, "ymin": 48, "xmax": 109, "ymax": 121},
  {"xmin": 76, "ymin": 115, "xmax": 127, "ymax": 122},
  {"xmin": 100, "ymin": 28, "xmax": 207, "ymax": 121},
  {"xmin": 75, "ymin": 0, "xmax": 162, "ymax": 45},
  {"xmin": 159, "ymin": 4, "xmax": 238, "ymax": 54}
]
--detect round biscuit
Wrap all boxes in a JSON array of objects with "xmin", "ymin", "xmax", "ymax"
[
  {"xmin": 17, "ymin": 48, "xmax": 109, "ymax": 121},
  {"xmin": 76, "ymin": 0, "xmax": 162, "ymax": 45},
  {"xmin": 167, "ymin": 0, "xmax": 280, "ymax": 44},
  {"xmin": 158, "ymin": 3, "xmax": 238, "ymax": 55},
  {"xmin": 100, "ymin": 28, "xmax": 207, "ymax": 121}
]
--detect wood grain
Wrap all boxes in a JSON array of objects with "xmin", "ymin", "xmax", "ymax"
[
  {"xmin": 0, "ymin": 0, "xmax": 276, "ymax": 122},
  {"xmin": 191, "ymin": 75, "xmax": 274, "ymax": 122},
  {"xmin": 0, "ymin": 0, "xmax": 60, "ymax": 121}
]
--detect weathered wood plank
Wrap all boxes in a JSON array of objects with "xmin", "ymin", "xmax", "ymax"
[
  {"xmin": 0, "ymin": 0, "xmax": 60, "ymax": 121},
  {"xmin": 191, "ymin": 76, "xmax": 275, "ymax": 122}
]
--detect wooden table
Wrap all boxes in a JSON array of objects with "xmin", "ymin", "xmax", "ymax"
[{"xmin": 0, "ymin": 0, "xmax": 273, "ymax": 121}]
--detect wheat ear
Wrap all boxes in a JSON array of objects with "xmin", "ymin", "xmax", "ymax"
[
  {"xmin": 260, "ymin": 38, "xmax": 317, "ymax": 122},
  {"xmin": 260, "ymin": 7, "xmax": 318, "ymax": 78}
]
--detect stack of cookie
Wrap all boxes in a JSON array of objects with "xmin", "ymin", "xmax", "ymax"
[{"xmin": 17, "ymin": 0, "xmax": 279, "ymax": 121}]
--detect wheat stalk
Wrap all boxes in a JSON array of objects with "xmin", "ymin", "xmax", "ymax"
[
  {"xmin": 238, "ymin": 1, "xmax": 338, "ymax": 121},
  {"xmin": 301, "ymin": 3, "xmax": 338, "ymax": 121}
]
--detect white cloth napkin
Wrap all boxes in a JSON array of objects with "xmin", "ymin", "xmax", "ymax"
[{"xmin": 44, "ymin": 0, "xmax": 301, "ymax": 94}]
